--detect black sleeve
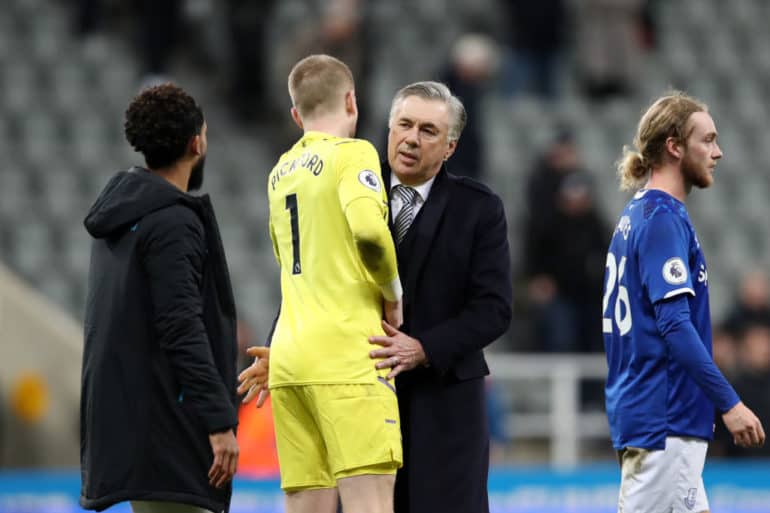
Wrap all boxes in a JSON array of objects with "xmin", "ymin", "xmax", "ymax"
[{"xmin": 141, "ymin": 206, "xmax": 238, "ymax": 433}]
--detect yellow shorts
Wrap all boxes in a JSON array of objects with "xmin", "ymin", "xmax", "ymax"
[{"xmin": 270, "ymin": 377, "xmax": 402, "ymax": 492}]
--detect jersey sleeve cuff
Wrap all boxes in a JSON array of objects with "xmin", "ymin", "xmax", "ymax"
[
  {"xmin": 380, "ymin": 276, "xmax": 403, "ymax": 302},
  {"xmin": 662, "ymin": 287, "xmax": 695, "ymax": 299},
  {"xmin": 717, "ymin": 391, "xmax": 741, "ymax": 414}
]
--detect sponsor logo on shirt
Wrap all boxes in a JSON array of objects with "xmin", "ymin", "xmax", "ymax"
[
  {"xmin": 698, "ymin": 263, "xmax": 708, "ymax": 285},
  {"xmin": 358, "ymin": 170, "xmax": 381, "ymax": 192},
  {"xmin": 662, "ymin": 257, "xmax": 688, "ymax": 285}
]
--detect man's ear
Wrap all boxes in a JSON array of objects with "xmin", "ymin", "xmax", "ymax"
[
  {"xmin": 444, "ymin": 139, "xmax": 458, "ymax": 161},
  {"xmin": 345, "ymin": 90, "xmax": 358, "ymax": 117},
  {"xmin": 189, "ymin": 134, "xmax": 203, "ymax": 157},
  {"xmin": 665, "ymin": 136, "xmax": 683, "ymax": 160},
  {"xmin": 290, "ymin": 107, "xmax": 304, "ymax": 129}
]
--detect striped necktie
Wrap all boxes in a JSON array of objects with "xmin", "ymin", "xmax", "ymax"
[{"xmin": 393, "ymin": 185, "xmax": 417, "ymax": 244}]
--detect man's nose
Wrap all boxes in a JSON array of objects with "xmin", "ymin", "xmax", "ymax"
[{"xmin": 404, "ymin": 126, "xmax": 419, "ymax": 145}]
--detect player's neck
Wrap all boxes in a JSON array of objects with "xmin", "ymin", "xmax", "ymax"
[
  {"xmin": 303, "ymin": 113, "xmax": 355, "ymax": 139},
  {"xmin": 646, "ymin": 164, "xmax": 688, "ymax": 203},
  {"xmin": 151, "ymin": 161, "xmax": 191, "ymax": 192}
]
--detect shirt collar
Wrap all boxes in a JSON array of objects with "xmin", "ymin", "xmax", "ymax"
[{"xmin": 390, "ymin": 172, "xmax": 436, "ymax": 203}]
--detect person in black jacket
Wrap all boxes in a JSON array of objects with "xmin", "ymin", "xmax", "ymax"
[
  {"xmin": 80, "ymin": 83, "xmax": 240, "ymax": 513},
  {"xmin": 237, "ymin": 80, "xmax": 512, "ymax": 513},
  {"xmin": 369, "ymin": 81, "xmax": 512, "ymax": 513}
]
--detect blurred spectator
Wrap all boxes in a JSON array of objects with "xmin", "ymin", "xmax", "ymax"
[
  {"xmin": 73, "ymin": 1, "xmax": 203, "ymax": 88},
  {"xmin": 499, "ymin": 0, "xmax": 567, "ymax": 99},
  {"xmin": 722, "ymin": 268, "xmax": 770, "ymax": 338},
  {"xmin": 314, "ymin": 0, "xmax": 367, "ymax": 66},
  {"xmin": 226, "ymin": 0, "xmax": 277, "ymax": 125},
  {"xmin": 730, "ymin": 324, "xmax": 770, "ymax": 457},
  {"xmin": 710, "ymin": 326, "xmax": 741, "ymax": 457},
  {"xmin": 712, "ymin": 326, "xmax": 740, "ymax": 380},
  {"xmin": 75, "ymin": 0, "xmax": 100, "ymax": 36},
  {"xmin": 269, "ymin": 0, "xmax": 373, "ymax": 149},
  {"xmin": 522, "ymin": 126, "xmax": 583, "ymax": 353},
  {"xmin": 289, "ymin": 0, "xmax": 373, "ymax": 125},
  {"xmin": 523, "ymin": 169, "xmax": 609, "ymax": 353},
  {"xmin": 572, "ymin": 0, "xmax": 647, "ymax": 101},
  {"xmin": 524, "ymin": 126, "xmax": 581, "ymax": 242},
  {"xmin": 136, "ymin": 0, "xmax": 183, "ymax": 86},
  {"xmin": 440, "ymin": 33, "xmax": 499, "ymax": 180},
  {"xmin": 639, "ymin": 0, "xmax": 659, "ymax": 50}
]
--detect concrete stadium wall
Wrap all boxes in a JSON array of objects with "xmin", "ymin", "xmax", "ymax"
[{"xmin": 0, "ymin": 263, "xmax": 81, "ymax": 468}]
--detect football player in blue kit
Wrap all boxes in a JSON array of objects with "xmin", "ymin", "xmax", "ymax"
[{"xmin": 603, "ymin": 92, "xmax": 765, "ymax": 513}]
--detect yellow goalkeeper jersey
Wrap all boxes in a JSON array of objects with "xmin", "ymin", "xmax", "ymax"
[{"xmin": 267, "ymin": 131, "xmax": 398, "ymax": 386}]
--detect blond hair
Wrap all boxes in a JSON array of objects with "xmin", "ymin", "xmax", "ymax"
[
  {"xmin": 617, "ymin": 91, "xmax": 707, "ymax": 191},
  {"xmin": 288, "ymin": 54, "xmax": 354, "ymax": 119}
]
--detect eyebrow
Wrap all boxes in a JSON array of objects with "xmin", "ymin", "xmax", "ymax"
[{"xmin": 399, "ymin": 116, "xmax": 440, "ymax": 131}]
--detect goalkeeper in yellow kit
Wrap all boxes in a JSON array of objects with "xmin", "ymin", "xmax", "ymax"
[{"xmin": 238, "ymin": 54, "xmax": 403, "ymax": 513}]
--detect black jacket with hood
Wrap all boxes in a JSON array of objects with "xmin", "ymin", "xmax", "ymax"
[{"xmin": 80, "ymin": 167, "xmax": 239, "ymax": 513}]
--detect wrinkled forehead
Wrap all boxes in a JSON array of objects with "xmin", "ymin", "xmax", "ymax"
[{"xmin": 391, "ymin": 96, "xmax": 450, "ymax": 128}]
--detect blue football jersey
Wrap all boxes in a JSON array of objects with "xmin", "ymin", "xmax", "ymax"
[{"xmin": 603, "ymin": 189, "xmax": 713, "ymax": 450}]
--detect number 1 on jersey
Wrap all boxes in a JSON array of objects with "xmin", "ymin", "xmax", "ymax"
[{"xmin": 286, "ymin": 193, "xmax": 301, "ymax": 274}]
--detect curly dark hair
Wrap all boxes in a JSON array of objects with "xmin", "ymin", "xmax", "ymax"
[{"xmin": 124, "ymin": 83, "xmax": 204, "ymax": 169}]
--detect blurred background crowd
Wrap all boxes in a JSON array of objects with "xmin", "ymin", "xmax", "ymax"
[{"xmin": 2, "ymin": 0, "xmax": 770, "ymax": 473}]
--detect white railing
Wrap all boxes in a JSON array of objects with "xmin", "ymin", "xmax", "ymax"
[{"xmin": 488, "ymin": 353, "xmax": 608, "ymax": 468}]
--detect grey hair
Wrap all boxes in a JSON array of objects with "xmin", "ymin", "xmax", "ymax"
[{"xmin": 388, "ymin": 81, "xmax": 467, "ymax": 142}]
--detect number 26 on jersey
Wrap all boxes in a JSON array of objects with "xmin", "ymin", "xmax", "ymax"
[{"xmin": 603, "ymin": 252, "xmax": 632, "ymax": 335}]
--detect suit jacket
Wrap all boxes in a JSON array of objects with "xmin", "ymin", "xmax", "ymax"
[{"xmin": 384, "ymin": 165, "xmax": 513, "ymax": 513}]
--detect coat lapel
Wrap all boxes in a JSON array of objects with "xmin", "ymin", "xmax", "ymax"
[
  {"xmin": 404, "ymin": 168, "xmax": 450, "ymax": 295},
  {"xmin": 382, "ymin": 163, "xmax": 451, "ymax": 295}
]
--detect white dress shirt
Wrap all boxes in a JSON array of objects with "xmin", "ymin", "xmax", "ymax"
[{"xmin": 389, "ymin": 172, "xmax": 436, "ymax": 223}]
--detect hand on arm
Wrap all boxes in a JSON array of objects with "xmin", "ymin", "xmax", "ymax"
[
  {"xmin": 369, "ymin": 320, "xmax": 426, "ymax": 379},
  {"xmin": 383, "ymin": 298, "xmax": 403, "ymax": 329}
]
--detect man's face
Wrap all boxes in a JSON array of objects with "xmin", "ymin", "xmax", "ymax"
[
  {"xmin": 681, "ymin": 111, "xmax": 722, "ymax": 189},
  {"xmin": 387, "ymin": 96, "xmax": 457, "ymax": 186},
  {"xmin": 188, "ymin": 122, "xmax": 207, "ymax": 192}
]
